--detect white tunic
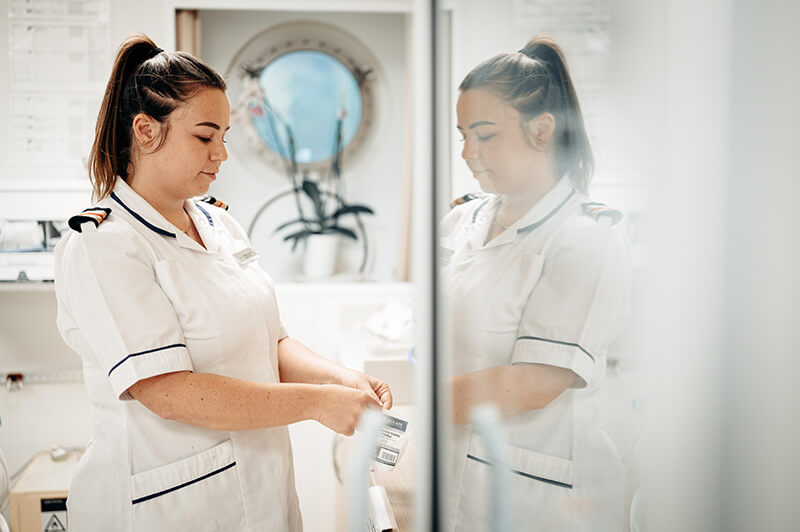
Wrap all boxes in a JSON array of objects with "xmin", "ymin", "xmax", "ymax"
[
  {"xmin": 441, "ymin": 177, "xmax": 631, "ymax": 531},
  {"xmin": 55, "ymin": 177, "xmax": 302, "ymax": 531}
]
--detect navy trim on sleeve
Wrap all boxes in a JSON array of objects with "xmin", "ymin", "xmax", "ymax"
[
  {"xmin": 110, "ymin": 192, "xmax": 176, "ymax": 238},
  {"xmin": 466, "ymin": 454, "xmax": 573, "ymax": 489},
  {"xmin": 194, "ymin": 203, "xmax": 214, "ymax": 227},
  {"xmin": 131, "ymin": 462, "xmax": 237, "ymax": 505},
  {"xmin": 516, "ymin": 335, "xmax": 595, "ymax": 363},
  {"xmin": 107, "ymin": 343, "xmax": 187, "ymax": 376}
]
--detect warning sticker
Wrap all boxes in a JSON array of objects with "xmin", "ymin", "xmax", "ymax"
[{"xmin": 41, "ymin": 498, "xmax": 67, "ymax": 531}]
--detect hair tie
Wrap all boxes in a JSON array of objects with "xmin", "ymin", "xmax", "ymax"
[{"xmin": 149, "ymin": 47, "xmax": 164, "ymax": 58}]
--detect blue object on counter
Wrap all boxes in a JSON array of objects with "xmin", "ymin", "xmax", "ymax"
[{"xmin": 407, "ymin": 347, "xmax": 416, "ymax": 368}]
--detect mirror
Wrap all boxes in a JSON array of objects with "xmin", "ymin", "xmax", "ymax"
[{"xmin": 250, "ymin": 50, "xmax": 363, "ymax": 164}]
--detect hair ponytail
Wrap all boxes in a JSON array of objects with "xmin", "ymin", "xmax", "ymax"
[
  {"xmin": 459, "ymin": 35, "xmax": 594, "ymax": 192},
  {"xmin": 88, "ymin": 34, "xmax": 226, "ymax": 200}
]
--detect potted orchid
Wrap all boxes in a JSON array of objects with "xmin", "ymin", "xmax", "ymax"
[{"xmin": 238, "ymin": 69, "xmax": 375, "ymax": 278}]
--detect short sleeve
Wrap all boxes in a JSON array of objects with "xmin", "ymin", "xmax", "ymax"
[
  {"xmin": 511, "ymin": 222, "xmax": 631, "ymax": 388},
  {"xmin": 55, "ymin": 229, "xmax": 193, "ymax": 399}
]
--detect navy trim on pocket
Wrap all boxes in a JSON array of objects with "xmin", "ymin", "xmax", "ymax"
[
  {"xmin": 131, "ymin": 461, "xmax": 237, "ymax": 505},
  {"xmin": 466, "ymin": 454, "xmax": 573, "ymax": 489}
]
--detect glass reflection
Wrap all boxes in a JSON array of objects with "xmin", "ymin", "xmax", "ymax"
[{"xmin": 441, "ymin": 36, "xmax": 632, "ymax": 531}]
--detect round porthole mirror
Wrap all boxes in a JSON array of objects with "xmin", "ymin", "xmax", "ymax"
[
  {"xmin": 226, "ymin": 22, "xmax": 378, "ymax": 177},
  {"xmin": 252, "ymin": 50, "xmax": 363, "ymax": 164}
]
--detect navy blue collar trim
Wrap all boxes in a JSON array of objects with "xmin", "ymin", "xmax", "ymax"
[
  {"xmin": 471, "ymin": 198, "xmax": 491, "ymax": 223},
  {"xmin": 517, "ymin": 188, "xmax": 576, "ymax": 234},
  {"xmin": 194, "ymin": 203, "xmax": 214, "ymax": 227},
  {"xmin": 110, "ymin": 192, "xmax": 176, "ymax": 238}
]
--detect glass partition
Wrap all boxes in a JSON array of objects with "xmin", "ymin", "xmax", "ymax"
[{"xmin": 432, "ymin": 1, "xmax": 642, "ymax": 530}]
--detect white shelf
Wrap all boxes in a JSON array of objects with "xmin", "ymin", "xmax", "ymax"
[
  {"xmin": 0, "ymin": 282, "xmax": 55, "ymax": 293},
  {"xmin": 168, "ymin": 0, "xmax": 412, "ymax": 14},
  {"xmin": 0, "ymin": 280, "xmax": 412, "ymax": 294}
]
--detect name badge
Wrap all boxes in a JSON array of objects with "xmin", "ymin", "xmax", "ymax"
[{"xmin": 233, "ymin": 247, "xmax": 259, "ymax": 264}]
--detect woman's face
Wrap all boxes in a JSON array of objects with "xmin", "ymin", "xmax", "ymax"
[
  {"xmin": 456, "ymin": 88, "xmax": 546, "ymax": 196},
  {"xmin": 144, "ymin": 88, "xmax": 230, "ymax": 200}
]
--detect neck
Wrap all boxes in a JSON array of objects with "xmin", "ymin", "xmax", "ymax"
[
  {"xmin": 497, "ymin": 170, "xmax": 560, "ymax": 223},
  {"xmin": 126, "ymin": 169, "xmax": 188, "ymax": 230}
]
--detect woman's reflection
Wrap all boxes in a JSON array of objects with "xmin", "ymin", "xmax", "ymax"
[{"xmin": 441, "ymin": 35, "xmax": 631, "ymax": 531}]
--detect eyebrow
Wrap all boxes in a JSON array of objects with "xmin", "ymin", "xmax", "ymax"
[
  {"xmin": 456, "ymin": 121, "xmax": 497, "ymax": 130},
  {"xmin": 195, "ymin": 121, "xmax": 231, "ymax": 131}
]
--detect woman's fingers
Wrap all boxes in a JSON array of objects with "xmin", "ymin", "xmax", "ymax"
[{"xmin": 373, "ymin": 379, "xmax": 393, "ymax": 410}]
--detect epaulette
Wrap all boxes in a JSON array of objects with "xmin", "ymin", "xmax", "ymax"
[
  {"xmin": 68, "ymin": 207, "xmax": 111, "ymax": 233},
  {"xmin": 581, "ymin": 202, "xmax": 622, "ymax": 226},
  {"xmin": 199, "ymin": 195, "xmax": 229, "ymax": 211},
  {"xmin": 449, "ymin": 192, "xmax": 484, "ymax": 209}
]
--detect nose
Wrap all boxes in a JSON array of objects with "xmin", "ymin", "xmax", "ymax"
[
  {"xmin": 461, "ymin": 135, "xmax": 478, "ymax": 161},
  {"xmin": 211, "ymin": 139, "xmax": 228, "ymax": 163}
]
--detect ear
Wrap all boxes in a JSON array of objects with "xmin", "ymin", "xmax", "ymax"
[
  {"xmin": 131, "ymin": 113, "xmax": 163, "ymax": 150},
  {"xmin": 525, "ymin": 112, "xmax": 555, "ymax": 149}
]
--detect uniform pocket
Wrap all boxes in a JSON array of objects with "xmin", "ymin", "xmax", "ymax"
[
  {"xmin": 131, "ymin": 439, "xmax": 246, "ymax": 532},
  {"xmin": 455, "ymin": 433, "xmax": 573, "ymax": 530},
  {"xmin": 153, "ymin": 259, "xmax": 216, "ymax": 340},
  {"xmin": 484, "ymin": 254, "xmax": 545, "ymax": 332}
]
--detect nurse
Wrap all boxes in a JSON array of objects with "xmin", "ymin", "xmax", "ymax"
[
  {"xmin": 442, "ymin": 36, "xmax": 631, "ymax": 530},
  {"xmin": 54, "ymin": 34, "xmax": 391, "ymax": 531}
]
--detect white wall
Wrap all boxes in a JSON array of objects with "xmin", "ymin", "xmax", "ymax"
[{"xmin": 197, "ymin": 9, "xmax": 408, "ymax": 282}]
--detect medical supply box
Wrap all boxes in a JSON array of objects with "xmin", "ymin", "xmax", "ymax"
[{"xmin": 9, "ymin": 452, "xmax": 80, "ymax": 532}]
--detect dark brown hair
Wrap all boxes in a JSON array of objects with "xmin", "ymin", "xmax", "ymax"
[
  {"xmin": 88, "ymin": 34, "xmax": 226, "ymax": 200},
  {"xmin": 459, "ymin": 35, "xmax": 594, "ymax": 192}
]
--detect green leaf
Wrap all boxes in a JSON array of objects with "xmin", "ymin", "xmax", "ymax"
[
  {"xmin": 282, "ymin": 228, "xmax": 313, "ymax": 242},
  {"xmin": 301, "ymin": 179, "xmax": 324, "ymax": 218},
  {"xmin": 322, "ymin": 226, "xmax": 358, "ymax": 240},
  {"xmin": 274, "ymin": 218, "xmax": 315, "ymax": 233},
  {"xmin": 329, "ymin": 205, "xmax": 374, "ymax": 219}
]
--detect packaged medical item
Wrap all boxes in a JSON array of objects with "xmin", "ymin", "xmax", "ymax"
[
  {"xmin": 371, "ymin": 412, "xmax": 410, "ymax": 471},
  {"xmin": 367, "ymin": 485, "xmax": 398, "ymax": 532}
]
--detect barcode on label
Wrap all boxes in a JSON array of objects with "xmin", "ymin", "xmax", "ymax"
[{"xmin": 377, "ymin": 448, "xmax": 398, "ymax": 465}]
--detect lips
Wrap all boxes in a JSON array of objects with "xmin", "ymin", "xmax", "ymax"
[{"xmin": 466, "ymin": 162, "xmax": 489, "ymax": 175}]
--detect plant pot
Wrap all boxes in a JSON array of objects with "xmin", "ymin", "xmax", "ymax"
[{"xmin": 303, "ymin": 233, "xmax": 340, "ymax": 279}]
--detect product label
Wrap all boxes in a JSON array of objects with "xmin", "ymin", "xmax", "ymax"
[
  {"xmin": 41, "ymin": 498, "xmax": 67, "ymax": 531},
  {"xmin": 373, "ymin": 413, "xmax": 409, "ymax": 468}
]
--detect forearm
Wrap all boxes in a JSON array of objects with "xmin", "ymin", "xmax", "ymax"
[
  {"xmin": 451, "ymin": 364, "xmax": 575, "ymax": 424},
  {"xmin": 277, "ymin": 336, "xmax": 350, "ymax": 385},
  {"xmin": 129, "ymin": 371, "xmax": 326, "ymax": 431}
]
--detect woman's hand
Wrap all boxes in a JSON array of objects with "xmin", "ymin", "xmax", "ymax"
[
  {"xmin": 315, "ymin": 384, "xmax": 382, "ymax": 436},
  {"xmin": 338, "ymin": 369, "xmax": 393, "ymax": 411}
]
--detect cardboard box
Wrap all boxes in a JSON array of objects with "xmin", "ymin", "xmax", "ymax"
[{"xmin": 9, "ymin": 452, "xmax": 80, "ymax": 532}]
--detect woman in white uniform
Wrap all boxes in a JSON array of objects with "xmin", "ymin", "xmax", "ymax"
[
  {"xmin": 54, "ymin": 34, "xmax": 392, "ymax": 531},
  {"xmin": 443, "ymin": 36, "xmax": 631, "ymax": 530}
]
